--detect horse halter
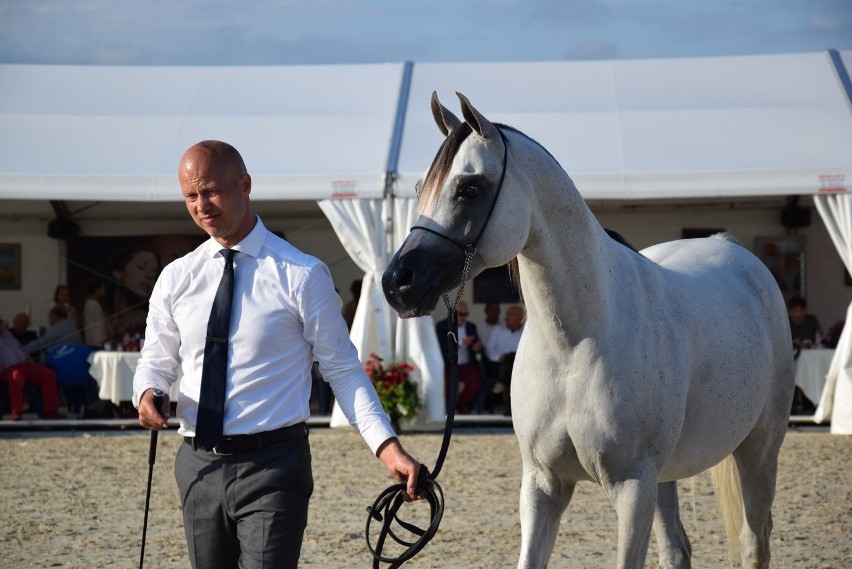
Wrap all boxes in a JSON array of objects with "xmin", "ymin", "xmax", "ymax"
[{"xmin": 410, "ymin": 128, "xmax": 509, "ymax": 311}]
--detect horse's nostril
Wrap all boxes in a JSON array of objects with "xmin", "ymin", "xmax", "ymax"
[{"xmin": 396, "ymin": 267, "xmax": 414, "ymax": 289}]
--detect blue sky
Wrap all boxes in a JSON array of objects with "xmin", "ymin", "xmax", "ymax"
[{"xmin": 0, "ymin": 0, "xmax": 850, "ymax": 65}]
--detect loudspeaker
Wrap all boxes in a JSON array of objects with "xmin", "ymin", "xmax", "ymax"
[
  {"xmin": 780, "ymin": 196, "xmax": 811, "ymax": 228},
  {"xmin": 47, "ymin": 218, "xmax": 80, "ymax": 239}
]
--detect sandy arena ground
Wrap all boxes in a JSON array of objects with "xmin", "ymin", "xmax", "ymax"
[{"xmin": 0, "ymin": 426, "xmax": 848, "ymax": 568}]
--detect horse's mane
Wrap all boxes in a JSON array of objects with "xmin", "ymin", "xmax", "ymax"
[
  {"xmin": 419, "ymin": 121, "xmax": 637, "ymax": 299},
  {"xmin": 496, "ymin": 124, "xmax": 564, "ymax": 170},
  {"xmin": 604, "ymin": 228, "xmax": 640, "ymax": 253},
  {"xmin": 418, "ymin": 122, "xmax": 473, "ymax": 210}
]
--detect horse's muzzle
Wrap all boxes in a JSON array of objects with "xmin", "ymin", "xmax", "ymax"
[{"xmin": 382, "ymin": 234, "xmax": 465, "ymax": 317}]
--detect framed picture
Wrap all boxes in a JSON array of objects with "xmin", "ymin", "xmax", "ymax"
[
  {"xmin": 0, "ymin": 243, "xmax": 22, "ymax": 290},
  {"xmin": 754, "ymin": 236, "xmax": 805, "ymax": 302}
]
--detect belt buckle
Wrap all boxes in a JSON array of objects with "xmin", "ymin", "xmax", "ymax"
[{"xmin": 211, "ymin": 444, "xmax": 234, "ymax": 456}]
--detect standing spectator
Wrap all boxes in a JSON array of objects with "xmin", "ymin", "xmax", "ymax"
[
  {"xmin": 341, "ymin": 278, "xmax": 362, "ymax": 331},
  {"xmin": 485, "ymin": 304, "xmax": 525, "ymax": 415},
  {"xmin": 23, "ymin": 308, "xmax": 84, "ymax": 360},
  {"xmin": 9, "ymin": 313, "xmax": 37, "ymax": 346},
  {"xmin": 83, "ymin": 280, "xmax": 108, "ymax": 348},
  {"xmin": 478, "ymin": 301, "xmax": 501, "ymax": 412},
  {"xmin": 479, "ymin": 301, "xmax": 501, "ymax": 346},
  {"xmin": 133, "ymin": 140, "xmax": 421, "ymax": 568},
  {"xmin": 435, "ymin": 301, "xmax": 484, "ymax": 413},
  {"xmin": 0, "ymin": 315, "xmax": 65, "ymax": 420},
  {"xmin": 788, "ymin": 296, "xmax": 822, "ymax": 348},
  {"xmin": 53, "ymin": 285, "xmax": 78, "ymax": 329}
]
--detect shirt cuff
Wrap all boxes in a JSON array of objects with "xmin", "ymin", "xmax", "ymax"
[
  {"xmin": 359, "ymin": 418, "xmax": 399, "ymax": 456},
  {"xmin": 132, "ymin": 368, "xmax": 173, "ymax": 409}
]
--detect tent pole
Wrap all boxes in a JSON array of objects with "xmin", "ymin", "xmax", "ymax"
[{"xmin": 382, "ymin": 60, "xmax": 414, "ymax": 362}]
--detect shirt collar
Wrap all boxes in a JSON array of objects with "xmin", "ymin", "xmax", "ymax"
[{"xmin": 203, "ymin": 215, "xmax": 267, "ymax": 259}]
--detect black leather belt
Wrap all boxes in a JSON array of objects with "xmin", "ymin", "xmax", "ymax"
[{"xmin": 184, "ymin": 422, "xmax": 308, "ymax": 455}]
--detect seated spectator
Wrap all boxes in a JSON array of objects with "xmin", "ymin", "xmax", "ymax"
[
  {"xmin": 435, "ymin": 301, "xmax": 484, "ymax": 413},
  {"xmin": 83, "ymin": 280, "xmax": 109, "ymax": 349},
  {"xmin": 23, "ymin": 308, "xmax": 84, "ymax": 360},
  {"xmin": 53, "ymin": 285, "xmax": 78, "ymax": 329},
  {"xmin": 0, "ymin": 316, "xmax": 65, "ymax": 420},
  {"xmin": 9, "ymin": 313, "xmax": 37, "ymax": 346},
  {"xmin": 485, "ymin": 304, "xmax": 525, "ymax": 415},
  {"xmin": 788, "ymin": 297, "xmax": 822, "ymax": 348},
  {"xmin": 826, "ymin": 319, "xmax": 845, "ymax": 349}
]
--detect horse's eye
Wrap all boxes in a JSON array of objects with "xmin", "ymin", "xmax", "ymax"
[{"xmin": 457, "ymin": 184, "xmax": 480, "ymax": 202}]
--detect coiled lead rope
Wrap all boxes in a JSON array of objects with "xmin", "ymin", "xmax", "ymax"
[{"xmin": 365, "ymin": 253, "xmax": 474, "ymax": 568}]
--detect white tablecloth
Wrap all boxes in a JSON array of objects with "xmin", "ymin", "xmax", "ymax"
[
  {"xmin": 87, "ymin": 351, "xmax": 180, "ymax": 406},
  {"xmin": 794, "ymin": 348, "xmax": 835, "ymax": 405}
]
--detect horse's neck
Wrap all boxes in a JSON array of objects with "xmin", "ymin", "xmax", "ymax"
[{"xmin": 518, "ymin": 170, "xmax": 617, "ymax": 345}]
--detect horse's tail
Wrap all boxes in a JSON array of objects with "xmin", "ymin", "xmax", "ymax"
[{"xmin": 710, "ymin": 454, "xmax": 744, "ymax": 565}]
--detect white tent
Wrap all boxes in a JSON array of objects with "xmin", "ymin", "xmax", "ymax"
[
  {"xmin": 1, "ymin": 51, "xmax": 851, "ymax": 428},
  {"xmin": 0, "ymin": 63, "xmax": 403, "ymax": 201},
  {"xmin": 396, "ymin": 52, "xmax": 852, "ymax": 199}
]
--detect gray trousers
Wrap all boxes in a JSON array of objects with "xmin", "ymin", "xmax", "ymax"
[{"xmin": 174, "ymin": 436, "xmax": 314, "ymax": 569}]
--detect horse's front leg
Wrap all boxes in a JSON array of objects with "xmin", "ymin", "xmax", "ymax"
[
  {"xmin": 653, "ymin": 481, "xmax": 692, "ymax": 569},
  {"xmin": 603, "ymin": 458, "xmax": 659, "ymax": 569},
  {"xmin": 517, "ymin": 467, "xmax": 575, "ymax": 569}
]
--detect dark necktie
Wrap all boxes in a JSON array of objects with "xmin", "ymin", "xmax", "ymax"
[{"xmin": 195, "ymin": 248, "xmax": 236, "ymax": 451}]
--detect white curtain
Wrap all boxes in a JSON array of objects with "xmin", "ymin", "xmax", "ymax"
[
  {"xmin": 813, "ymin": 193, "xmax": 852, "ymax": 434},
  {"xmin": 390, "ymin": 198, "xmax": 446, "ymax": 424},
  {"xmin": 318, "ymin": 197, "xmax": 445, "ymax": 428}
]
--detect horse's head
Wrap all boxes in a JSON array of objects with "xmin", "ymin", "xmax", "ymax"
[{"xmin": 382, "ymin": 92, "xmax": 530, "ymax": 318}]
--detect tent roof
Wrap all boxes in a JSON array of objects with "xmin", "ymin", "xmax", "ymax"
[
  {"xmin": 1, "ymin": 52, "xmax": 850, "ymax": 203},
  {"xmin": 0, "ymin": 63, "xmax": 405, "ymax": 201},
  {"xmin": 396, "ymin": 51, "xmax": 852, "ymax": 199}
]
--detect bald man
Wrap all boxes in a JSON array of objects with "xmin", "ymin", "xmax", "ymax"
[
  {"xmin": 485, "ymin": 304, "xmax": 525, "ymax": 415},
  {"xmin": 134, "ymin": 140, "xmax": 421, "ymax": 568}
]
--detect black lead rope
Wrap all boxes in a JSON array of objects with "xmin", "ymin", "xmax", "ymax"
[
  {"xmin": 366, "ymin": 129, "xmax": 509, "ymax": 567},
  {"xmin": 365, "ymin": 308, "xmax": 460, "ymax": 569}
]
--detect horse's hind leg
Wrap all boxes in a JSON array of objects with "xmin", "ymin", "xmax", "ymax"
[
  {"xmin": 653, "ymin": 481, "xmax": 691, "ymax": 569},
  {"xmin": 516, "ymin": 469, "xmax": 574, "ymax": 569},
  {"xmin": 732, "ymin": 420, "xmax": 785, "ymax": 569}
]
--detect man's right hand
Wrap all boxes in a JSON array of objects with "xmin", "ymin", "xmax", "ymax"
[{"xmin": 138, "ymin": 388, "xmax": 170, "ymax": 430}]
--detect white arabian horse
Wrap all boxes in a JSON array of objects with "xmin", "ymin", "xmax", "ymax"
[{"xmin": 382, "ymin": 93, "xmax": 794, "ymax": 569}]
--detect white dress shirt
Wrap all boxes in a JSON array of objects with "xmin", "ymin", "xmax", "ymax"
[
  {"xmin": 485, "ymin": 324, "xmax": 523, "ymax": 362},
  {"xmin": 479, "ymin": 321, "xmax": 500, "ymax": 347},
  {"xmin": 83, "ymin": 298, "xmax": 108, "ymax": 347},
  {"xmin": 456, "ymin": 325, "xmax": 471, "ymax": 365},
  {"xmin": 133, "ymin": 217, "xmax": 395, "ymax": 454}
]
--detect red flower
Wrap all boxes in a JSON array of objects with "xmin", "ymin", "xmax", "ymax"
[{"xmin": 362, "ymin": 353, "xmax": 421, "ymax": 420}]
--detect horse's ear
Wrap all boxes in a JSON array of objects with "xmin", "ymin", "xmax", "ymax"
[
  {"xmin": 431, "ymin": 91, "xmax": 462, "ymax": 136},
  {"xmin": 456, "ymin": 92, "xmax": 500, "ymax": 141}
]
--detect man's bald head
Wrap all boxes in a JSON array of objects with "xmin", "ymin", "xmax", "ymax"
[{"xmin": 180, "ymin": 140, "xmax": 247, "ymax": 178}]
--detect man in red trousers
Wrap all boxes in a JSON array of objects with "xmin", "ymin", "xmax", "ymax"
[{"xmin": 0, "ymin": 316, "xmax": 65, "ymax": 420}]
